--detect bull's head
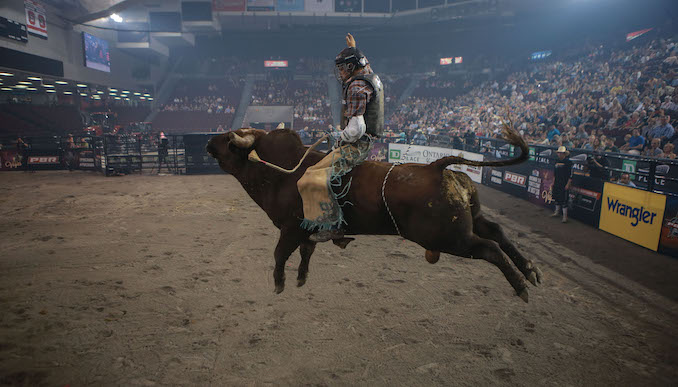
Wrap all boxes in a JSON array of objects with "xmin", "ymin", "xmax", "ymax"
[{"xmin": 206, "ymin": 128, "xmax": 266, "ymax": 173}]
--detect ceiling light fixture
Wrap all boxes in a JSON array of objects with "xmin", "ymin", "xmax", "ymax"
[
  {"xmin": 55, "ymin": 80, "xmax": 68, "ymax": 84},
  {"xmin": 77, "ymin": 83, "xmax": 88, "ymax": 87},
  {"xmin": 0, "ymin": 72, "xmax": 14, "ymax": 76},
  {"xmin": 27, "ymin": 76, "xmax": 42, "ymax": 81},
  {"xmin": 43, "ymin": 84, "xmax": 55, "ymax": 88},
  {"xmin": 110, "ymin": 13, "xmax": 123, "ymax": 23},
  {"xmin": 63, "ymin": 91, "xmax": 73, "ymax": 94},
  {"xmin": 18, "ymin": 81, "xmax": 32, "ymax": 85},
  {"xmin": 46, "ymin": 90, "xmax": 56, "ymax": 93}
]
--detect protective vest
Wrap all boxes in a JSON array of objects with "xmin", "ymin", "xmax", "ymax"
[{"xmin": 342, "ymin": 73, "xmax": 384, "ymax": 137}]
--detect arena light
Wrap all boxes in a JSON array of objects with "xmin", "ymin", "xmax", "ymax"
[
  {"xmin": 143, "ymin": 93, "xmax": 150, "ymax": 97},
  {"xmin": 133, "ymin": 92, "xmax": 141, "ymax": 96},
  {"xmin": 110, "ymin": 13, "xmax": 123, "ymax": 23},
  {"xmin": 55, "ymin": 80, "xmax": 68, "ymax": 84},
  {"xmin": 63, "ymin": 91, "xmax": 72, "ymax": 94},
  {"xmin": 147, "ymin": 97, "xmax": 153, "ymax": 101},
  {"xmin": 109, "ymin": 88, "xmax": 118, "ymax": 92},
  {"xmin": 97, "ymin": 91, "xmax": 104, "ymax": 94},
  {"xmin": 139, "ymin": 96, "xmax": 145, "ymax": 100},
  {"xmin": 121, "ymin": 90, "xmax": 129, "ymax": 94},
  {"xmin": 43, "ymin": 84, "xmax": 54, "ymax": 88},
  {"xmin": 18, "ymin": 81, "xmax": 32, "ymax": 85},
  {"xmin": 80, "ymin": 93, "xmax": 87, "ymax": 97},
  {"xmin": 27, "ymin": 76, "xmax": 42, "ymax": 81},
  {"xmin": 46, "ymin": 89, "xmax": 56, "ymax": 93},
  {"xmin": 77, "ymin": 83, "xmax": 88, "ymax": 87},
  {"xmin": 114, "ymin": 96, "xmax": 121, "ymax": 100},
  {"xmin": 1, "ymin": 87, "xmax": 12, "ymax": 91},
  {"xmin": 13, "ymin": 84, "xmax": 28, "ymax": 88},
  {"xmin": 0, "ymin": 72, "xmax": 14, "ymax": 76}
]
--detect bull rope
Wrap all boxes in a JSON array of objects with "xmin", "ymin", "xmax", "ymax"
[
  {"xmin": 381, "ymin": 143, "xmax": 412, "ymax": 237},
  {"xmin": 247, "ymin": 134, "xmax": 329, "ymax": 174}
]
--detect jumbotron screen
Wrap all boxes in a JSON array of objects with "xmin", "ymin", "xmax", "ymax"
[{"xmin": 83, "ymin": 32, "xmax": 111, "ymax": 72}]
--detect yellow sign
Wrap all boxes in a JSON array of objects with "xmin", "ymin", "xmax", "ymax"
[{"xmin": 599, "ymin": 183, "xmax": 666, "ymax": 251}]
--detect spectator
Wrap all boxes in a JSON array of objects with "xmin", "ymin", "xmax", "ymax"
[
  {"xmin": 643, "ymin": 138, "xmax": 664, "ymax": 157},
  {"xmin": 625, "ymin": 129, "xmax": 645, "ymax": 154},
  {"xmin": 662, "ymin": 143, "xmax": 677, "ymax": 159},
  {"xmin": 413, "ymin": 130, "xmax": 428, "ymax": 146},
  {"xmin": 649, "ymin": 115, "xmax": 675, "ymax": 143},
  {"xmin": 617, "ymin": 173, "xmax": 637, "ymax": 188}
]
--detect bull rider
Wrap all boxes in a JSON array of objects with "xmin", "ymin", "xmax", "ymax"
[{"xmin": 297, "ymin": 33, "xmax": 384, "ymax": 242}]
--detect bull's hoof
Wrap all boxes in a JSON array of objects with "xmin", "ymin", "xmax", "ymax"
[
  {"xmin": 534, "ymin": 267, "xmax": 544, "ymax": 284},
  {"xmin": 527, "ymin": 271, "xmax": 538, "ymax": 287},
  {"xmin": 425, "ymin": 250, "xmax": 440, "ymax": 264},
  {"xmin": 518, "ymin": 289, "xmax": 529, "ymax": 303},
  {"xmin": 274, "ymin": 284, "xmax": 285, "ymax": 294},
  {"xmin": 332, "ymin": 237, "xmax": 355, "ymax": 249},
  {"xmin": 297, "ymin": 277, "xmax": 307, "ymax": 287}
]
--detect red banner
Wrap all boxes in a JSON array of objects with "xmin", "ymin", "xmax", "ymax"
[
  {"xmin": 626, "ymin": 28, "xmax": 652, "ymax": 42},
  {"xmin": 24, "ymin": 0, "xmax": 47, "ymax": 38},
  {"xmin": 264, "ymin": 60, "xmax": 288, "ymax": 68}
]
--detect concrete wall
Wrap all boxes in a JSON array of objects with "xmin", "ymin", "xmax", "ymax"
[{"xmin": 0, "ymin": 0, "xmax": 165, "ymax": 89}]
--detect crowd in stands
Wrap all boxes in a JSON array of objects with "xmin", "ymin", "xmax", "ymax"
[{"xmin": 384, "ymin": 36, "xmax": 678, "ymax": 161}]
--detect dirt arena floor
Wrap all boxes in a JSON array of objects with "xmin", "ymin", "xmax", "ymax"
[{"xmin": 1, "ymin": 171, "xmax": 677, "ymax": 386}]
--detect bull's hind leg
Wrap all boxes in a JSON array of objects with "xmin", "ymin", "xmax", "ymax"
[
  {"xmin": 273, "ymin": 229, "xmax": 302, "ymax": 294},
  {"xmin": 473, "ymin": 215, "xmax": 543, "ymax": 286},
  {"xmin": 297, "ymin": 242, "xmax": 316, "ymax": 287},
  {"xmin": 457, "ymin": 234, "xmax": 530, "ymax": 303}
]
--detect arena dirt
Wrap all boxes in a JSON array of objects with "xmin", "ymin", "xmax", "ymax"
[{"xmin": 1, "ymin": 171, "xmax": 677, "ymax": 386}]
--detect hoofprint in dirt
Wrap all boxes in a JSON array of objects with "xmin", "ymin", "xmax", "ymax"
[{"xmin": 0, "ymin": 172, "xmax": 676, "ymax": 386}]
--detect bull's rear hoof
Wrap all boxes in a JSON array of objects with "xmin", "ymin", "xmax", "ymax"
[
  {"xmin": 274, "ymin": 284, "xmax": 285, "ymax": 294},
  {"xmin": 518, "ymin": 289, "xmax": 529, "ymax": 303},
  {"xmin": 528, "ymin": 272, "xmax": 538, "ymax": 286},
  {"xmin": 425, "ymin": 250, "xmax": 440, "ymax": 264},
  {"xmin": 297, "ymin": 278, "xmax": 307, "ymax": 287},
  {"xmin": 332, "ymin": 237, "xmax": 355, "ymax": 249}
]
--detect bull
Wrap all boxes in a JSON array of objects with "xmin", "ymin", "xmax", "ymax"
[{"xmin": 206, "ymin": 125, "xmax": 542, "ymax": 302}]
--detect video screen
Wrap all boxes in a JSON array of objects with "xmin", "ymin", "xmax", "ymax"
[{"xmin": 83, "ymin": 32, "xmax": 111, "ymax": 72}]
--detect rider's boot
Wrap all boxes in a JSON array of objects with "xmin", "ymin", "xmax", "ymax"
[{"xmin": 309, "ymin": 229, "xmax": 345, "ymax": 243}]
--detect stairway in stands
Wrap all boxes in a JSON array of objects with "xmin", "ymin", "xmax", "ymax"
[{"xmin": 231, "ymin": 75, "xmax": 255, "ymax": 131}]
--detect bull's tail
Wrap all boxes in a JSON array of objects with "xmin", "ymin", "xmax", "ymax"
[{"xmin": 430, "ymin": 122, "xmax": 529, "ymax": 170}]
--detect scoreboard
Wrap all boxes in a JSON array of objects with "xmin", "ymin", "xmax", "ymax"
[{"xmin": 0, "ymin": 16, "xmax": 28, "ymax": 43}]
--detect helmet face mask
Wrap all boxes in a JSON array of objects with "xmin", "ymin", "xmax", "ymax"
[{"xmin": 335, "ymin": 62, "xmax": 356, "ymax": 83}]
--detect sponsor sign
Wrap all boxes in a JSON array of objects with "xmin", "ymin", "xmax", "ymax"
[
  {"xmin": 264, "ymin": 60, "xmax": 288, "ymax": 68},
  {"xmin": 526, "ymin": 168, "xmax": 554, "ymax": 208},
  {"xmin": 599, "ymin": 182, "xmax": 666, "ymax": 251},
  {"xmin": 212, "ymin": 0, "xmax": 246, "ymax": 11},
  {"xmin": 367, "ymin": 142, "xmax": 388, "ymax": 162},
  {"xmin": 440, "ymin": 57, "xmax": 453, "ymax": 65},
  {"xmin": 454, "ymin": 56, "xmax": 463, "ymax": 64},
  {"xmin": 658, "ymin": 196, "xmax": 678, "ymax": 257},
  {"xmin": 388, "ymin": 143, "xmax": 483, "ymax": 183},
  {"xmin": 305, "ymin": 0, "xmax": 332, "ymax": 12},
  {"xmin": 28, "ymin": 156, "xmax": 59, "ymax": 164},
  {"xmin": 626, "ymin": 28, "xmax": 652, "ymax": 42},
  {"xmin": 622, "ymin": 159, "xmax": 637, "ymax": 179},
  {"xmin": 247, "ymin": 0, "xmax": 275, "ymax": 11},
  {"xmin": 490, "ymin": 169, "xmax": 502, "ymax": 185},
  {"xmin": 277, "ymin": 0, "xmax": 304, "ymax": 11},
  {"xmin": 1, "ymin": 150, "xmax": 23, "ymax": 170},
  {"xmin": 24, "ymin": 0, "xmax": 47, "ymax": 38},
  {"xmin": 504, "ymin": 171, "xmax": 526, "ymax": 187}
]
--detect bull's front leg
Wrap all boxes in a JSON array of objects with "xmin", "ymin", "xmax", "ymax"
[{"xmin": 273, "ymin": 228, "xmax": 302, "ymax": 294}]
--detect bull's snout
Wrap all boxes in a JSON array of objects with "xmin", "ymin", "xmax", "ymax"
[{"xmin": 205, "ymin": 141, "xmax": 216, "ymax": 157}]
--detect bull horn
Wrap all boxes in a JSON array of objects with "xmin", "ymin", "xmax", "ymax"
[
  {"xmin": 276, "ymin": 122, "xmax": 285, "ymax": 129},
  {"xmin": 229, "ymin": 132, "xmax": 255, "ymax": 148}
]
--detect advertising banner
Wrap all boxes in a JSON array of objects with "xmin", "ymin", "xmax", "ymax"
[
  {"xmin": 626, "ymin": 28, "xmax": 652, "ymax": 42},
  {"xmin": 247, "ymin": 0, "xmax": 275, "ymax": 11},
  {"xmin": 0, "ymin": 150, "xmax": 24, "ymax": 171},
  {"xmin": 335, "ymin": 0, "xmax": 361, "ymax": 12},
  {"xmin": 264, "ymin": 60, "xmax": 288, "ymax": 67},
  {"xmin": 527, "ymin": 167, "xmax": 554, "ymax": 208},
  {"xmin": 277, "ymin": 0, "xmax": 304, "ymax": 11},
  {"xmin": 367, "ymin": 142, "xmax": 388, "ymax": 162},
  {"xmin": 388, "ymin": 143, "xmax": 483, "ymax": 183},
  {"xmin": 305, "ymin": 0, "xmax": 333, "ymax": 12},
  {"xmin": 599, "ymin": 182, "xmax": 666, "ymax": 251},
  {"xmin": 212, "ymin": 0, "xmax": 246, "ymax": 11},
  {"xmin": 568, "ymin": 175, "xmax": 604, "ymax": 227},
  {"xmin": 24, "ymin": 0, "xmax": 47, "ymax": 38},
  {"xmin": 440, "ymin": 57, "xmax": 453, "ymax": 65},
  {"xmin": 658, "ymin": 196, "xmax": 678, "ymax": 257}
]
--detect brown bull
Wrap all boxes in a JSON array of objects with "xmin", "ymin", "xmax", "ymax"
[{"xmin": 206, "ymin": 126, "xmax": 542, "ymax": 302}]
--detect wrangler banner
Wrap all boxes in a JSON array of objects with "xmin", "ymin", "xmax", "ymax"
[{"xmin": 599, "ymin": 183, "xmax": 666, "ymax": 251}]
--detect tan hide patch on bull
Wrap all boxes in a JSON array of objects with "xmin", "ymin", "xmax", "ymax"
[{"xmin": 442, "ymin": 171, "xmax": 472, "ymax": 209}]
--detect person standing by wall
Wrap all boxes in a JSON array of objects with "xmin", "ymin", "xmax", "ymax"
[{"xmin": 551, "ymin": 146, "xmax": 573, "ymax": 223}]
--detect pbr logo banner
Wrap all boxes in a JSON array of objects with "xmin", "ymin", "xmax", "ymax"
[
  {"xmin": 388, "ymin": 143, "xmax": 483, "ymax": 183},
  {"xmin": 599, "ymin": 182, "xmax": 666, "ymax": 251},
  {"xmin": 24, "ymin": 0, "xmax": 47, "ymax": 38}
]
